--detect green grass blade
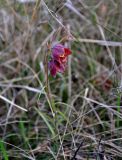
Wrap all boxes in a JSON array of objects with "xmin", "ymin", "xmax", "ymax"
[
  {"xmin": 19, "ymin": 120, "xmax": 29, "ymax": 149},
  {"xmin": 117, "ymin": 94, "xmax": 121, "ymax": 127},
  {"xmin": 35, "ymin": 107, "xmax": 55, "ymax": 137},
  {"xmin": 0, "ymin": 140, "xmax": 9, "ymax": 160}
]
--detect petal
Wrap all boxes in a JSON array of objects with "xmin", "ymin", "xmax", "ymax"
[
  {"xmin": 50, "ymin": 67, "xmax": 57, "ymax": 77},
  {"xmin": 59, "ymin": 56, "xmax": 67, "ymax": 63},
  {"xmin": 59, "ymin": 64, "xmax": 65, "ymax": 73},
  {"xmin": 48, "ymin": 60, "xmax": 57, "ymax": 77},
  {"xmin": 52, "ymin": 44, "xmax": 65, "ymax": 59},
  {"xmin": 54, "ymin": 60, "xmax": 65, "ymax": 73},
  {"xmin": 64, "ymin": 48, "xmax": 72, "ymax": 56}
]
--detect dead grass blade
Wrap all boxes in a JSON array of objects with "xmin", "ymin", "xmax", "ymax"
[{"xmin": 0, "ymin": 95, "xmax": 27, "ymax": 112}]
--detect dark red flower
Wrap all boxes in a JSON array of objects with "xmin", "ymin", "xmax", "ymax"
[{"xmin": 48, "ymin": 44, "xmax": 72, "ymax": 77}]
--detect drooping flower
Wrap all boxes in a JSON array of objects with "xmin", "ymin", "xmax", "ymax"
[{"xmin": 48, "ymin": 43, "xmax": 72, "ymax": 77}]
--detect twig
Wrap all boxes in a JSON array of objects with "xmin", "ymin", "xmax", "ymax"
[
  {"xmin": 71, "ymin": 140, "xmax": 84, "ymax": 160},
  {"xmin": 44, "ymin": 50, "xmax": 55, "ymax": 117}
]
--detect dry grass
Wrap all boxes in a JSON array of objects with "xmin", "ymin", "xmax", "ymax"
[{"xmin": 0, "ymin": 0, "xmax": 122, "ymax": 159}]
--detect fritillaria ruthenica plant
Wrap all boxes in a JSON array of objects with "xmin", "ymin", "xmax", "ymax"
[{"xmin": 48, "ymin": 44, "xmax": 72, "ymax": 77}]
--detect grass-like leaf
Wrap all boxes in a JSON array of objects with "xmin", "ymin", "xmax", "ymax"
[
  {"xmin": 0, "ymin": 140, "xmax": 9, "ymax": 160},
  {"xmin": 35, "ymin": 107, "xmax": 55, "ymax": 137}
]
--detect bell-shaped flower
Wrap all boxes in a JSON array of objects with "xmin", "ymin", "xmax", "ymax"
[{"xmin": 48, "ymin": 43, "xmax": 72, "ymax": 77}]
